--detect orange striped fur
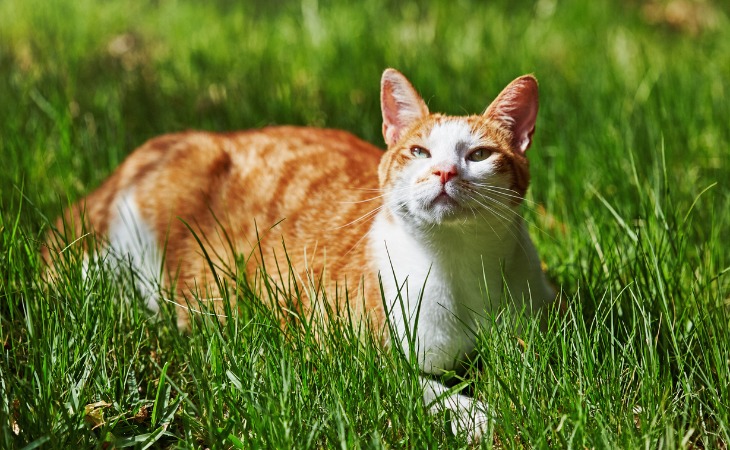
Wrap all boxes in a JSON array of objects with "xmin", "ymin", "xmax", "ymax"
[{"xmin": 44, "ymin": 127, "xmax": 388, "ymax": 328}]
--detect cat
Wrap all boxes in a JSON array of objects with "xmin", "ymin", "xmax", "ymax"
[{"xmin": 43, "ymin": 68, "xmax": 556, "ymax": 442}]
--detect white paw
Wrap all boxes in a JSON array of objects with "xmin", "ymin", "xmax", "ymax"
[
  {"xmin": 421, "ymin": 377, "xmax": 492, "ymax": 443},
  {"xmin": 448, "ymin": 397, "xmax": 491, "ymax": 443}
]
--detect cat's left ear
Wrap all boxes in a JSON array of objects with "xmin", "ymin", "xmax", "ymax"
[
  {"xmin": 381, "ymin": 68, "xmax": 430, "ymax": 147},
  {"xmin": 484, "ymin": 75, "xmax": 539, "ymax": 155}
]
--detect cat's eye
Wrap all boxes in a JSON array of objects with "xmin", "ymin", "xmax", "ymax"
[
  {"xmin": 467, "ymin": 148, "xmax": 492, "ymax": 162},
  {"xmin": 410, "ymin": 146, "xmax": 431, "ymax": 159}
]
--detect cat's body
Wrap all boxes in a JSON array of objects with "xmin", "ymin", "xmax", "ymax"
[
  {"xmin": 44, "ymin": 69, "xmax": 556, "ymax": 441},
  {"xmin": 49, "ymin": 127, "xmax": 387, "ymax": 325}
]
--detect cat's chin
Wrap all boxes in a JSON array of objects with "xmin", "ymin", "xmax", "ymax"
[{"xmin": 416, "ymin": 197, "xmax": 471, "ymax": 225}]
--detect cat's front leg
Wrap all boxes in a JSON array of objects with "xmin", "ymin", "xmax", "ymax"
[{"xmin": 421, "ymin": 376, "xmax": 492, "ymax": 443}]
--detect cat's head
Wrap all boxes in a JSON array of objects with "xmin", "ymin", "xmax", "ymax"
[{"xmin": 378, "ymin": 68, "xmax": 538, "ymax": 227}]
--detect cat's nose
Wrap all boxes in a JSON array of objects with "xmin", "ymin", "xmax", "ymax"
[{"xmin": 433, "ymin": 165, "xmax": 458, "ymax": 184}]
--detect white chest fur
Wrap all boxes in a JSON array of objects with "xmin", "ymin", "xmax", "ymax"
[{"xmin": 369, "ymin": 212, "xmax": 553, "ymax": 373}]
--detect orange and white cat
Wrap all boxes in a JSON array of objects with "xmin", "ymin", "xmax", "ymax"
[{"xmin": 45, "ymin": 68, "xmax": 555, "ymax": 441}]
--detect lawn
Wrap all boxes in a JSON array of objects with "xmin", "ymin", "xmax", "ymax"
[{"xmin": 1, "ymin": 0, "xmax": 729, "ymax": 448}]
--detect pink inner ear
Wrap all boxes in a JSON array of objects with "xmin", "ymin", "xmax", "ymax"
[
  {"xmin": 380, "ymin": 69, "xmax": 429, "ymax": 147},
  {"xmin": 381, "ymin": 83, "xmax": 404, "ymax": 146},
  {"xmin": 513, "ymin": 99, "xmax": 537, "ymax": 154},
  {"xmin": 485, "ymin": 76, "xmax": 539, "ymax": 155}
]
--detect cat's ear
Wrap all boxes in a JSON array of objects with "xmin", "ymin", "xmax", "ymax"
[
  {"xmin": 381, "ymin": 68, "xmax": 429, "ymax": 147},
  {"xmin": 484, "ymin": 75, "xmax": 539, "ymax": 155}
]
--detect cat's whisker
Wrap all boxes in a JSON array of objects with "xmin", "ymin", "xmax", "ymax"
[
  {"xmin": 469, "ymin": 186, "xmax": 544, "ymax": 222},
  {"xmin": 468, "ymin": 182, "xmax": 540, "ymax": 206},
  {"xmin": 342, "ymin": 185, "xmax": 414, "ymax": 205},
  {"xmin": 479, "ymin": 200, "xmax": 520, "ymax": 224},
  {"xmin": 347, "ymin": 186, "xmax": 410, "ymax": 195},
  {"xmin": 466, "ymin": 199, "xmax": 510, "ymax": 233},
  {"xmin": 480, "ymin": 189, "xmax": 528, "ymax": 205},
  {"xmin": 342, "ymin": 225, "xmax": 376, "ymax": 258},
  {"xmin": 465, "ymin": 203, "xmax": 479, "ymax": 222},
  {"xmin": 460, "ymin": 191, "xmax": 533, "ymax": 257},
  {"xmin": 338, "ymin": 193, "xmax": 388, "ymax": 204},
  {"xmin": 472, "ymin": 191, "xmax": 558, "ymax": 242},
  {"xmin": 470, "ymin": 185, "xmax": 536, "ymax": 205},
  {"xmin": 464, "ymin": 186, "xmax": 524, "ymax": 215},
  {"xmin": 467, "ymin": 188, "xmax": 555, "ymax": 244},
  {"xmin": 461, "ymin": 189, "xmax": 518, "ymax": 226},
  {"xmin": 329, "ymin": 205, "xmax": 384, "ymax": 231},
  {"xmin": 467, "ymin": 182, "xmax": 521, "ymax": 194},
  {"xmin": 463, "ymin": 203, "xmax": 492, "ymax": 237},
  {"xmin": 462, "ymin": 191, "xmax": 536, "ymax": 256},
  {"xmin": 456, "ymin": 191, "xmax": 505, "ymax": 236}
]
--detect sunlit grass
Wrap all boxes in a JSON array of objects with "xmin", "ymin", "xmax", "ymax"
[{"xmin": 1, "ymin": 0, "xmax": 729, "ymax": 447}]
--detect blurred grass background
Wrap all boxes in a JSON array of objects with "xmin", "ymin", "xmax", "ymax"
[{"xmin": 1, "ymin": 0, "xmax": 729, "ymax": 448}]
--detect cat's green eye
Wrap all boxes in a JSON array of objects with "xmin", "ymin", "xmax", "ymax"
[
  {"xmin": 410, "ymin": 146, "xmax": 431, "ymax": 159},
  {"xmin": 467, "ymin": 148, "xmax": 492, "ymax": 162}
]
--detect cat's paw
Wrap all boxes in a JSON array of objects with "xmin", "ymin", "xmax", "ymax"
[
  {"xmin": 421, "ymin": 377, "xmax": 493, "ymax": 443},
  {"xmin": 447, "ymin": 397, "xmax": 491, "ymax": 444}
]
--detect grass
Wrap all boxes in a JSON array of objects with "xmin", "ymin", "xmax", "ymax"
[{"xmin": 1, "ymin": 0, "xmax": 729, "ymax": 447}]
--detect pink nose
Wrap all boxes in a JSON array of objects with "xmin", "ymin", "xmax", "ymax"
[{"xmin": 433, "ymin": 165, "xmax": 457, "ymax": 184}]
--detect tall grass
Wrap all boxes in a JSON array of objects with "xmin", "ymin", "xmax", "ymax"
[{"xmin": 1, "ymin": 0, "xmax": 728, "ymax": 447}]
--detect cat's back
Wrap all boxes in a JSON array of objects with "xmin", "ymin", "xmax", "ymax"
[
  {"xmin": 118, "ymin": 126, "xmax": 382, "ymax": 197},
  {"xmin": 67, "ymin": 126, "xmax": 383, "ymax": 246},
  {"xmin": 50, "ymin": 126, "xmax": 384, "ymax": 252}
]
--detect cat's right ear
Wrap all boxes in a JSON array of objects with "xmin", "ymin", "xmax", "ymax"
[{"xmin": 381, "ymin": 69, "xmax": 429, "ymax": 147}]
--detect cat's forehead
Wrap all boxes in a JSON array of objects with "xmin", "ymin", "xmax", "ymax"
[{"xmin": 420, "ymin": 117, "xmax": 500, "ymax": 153}]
